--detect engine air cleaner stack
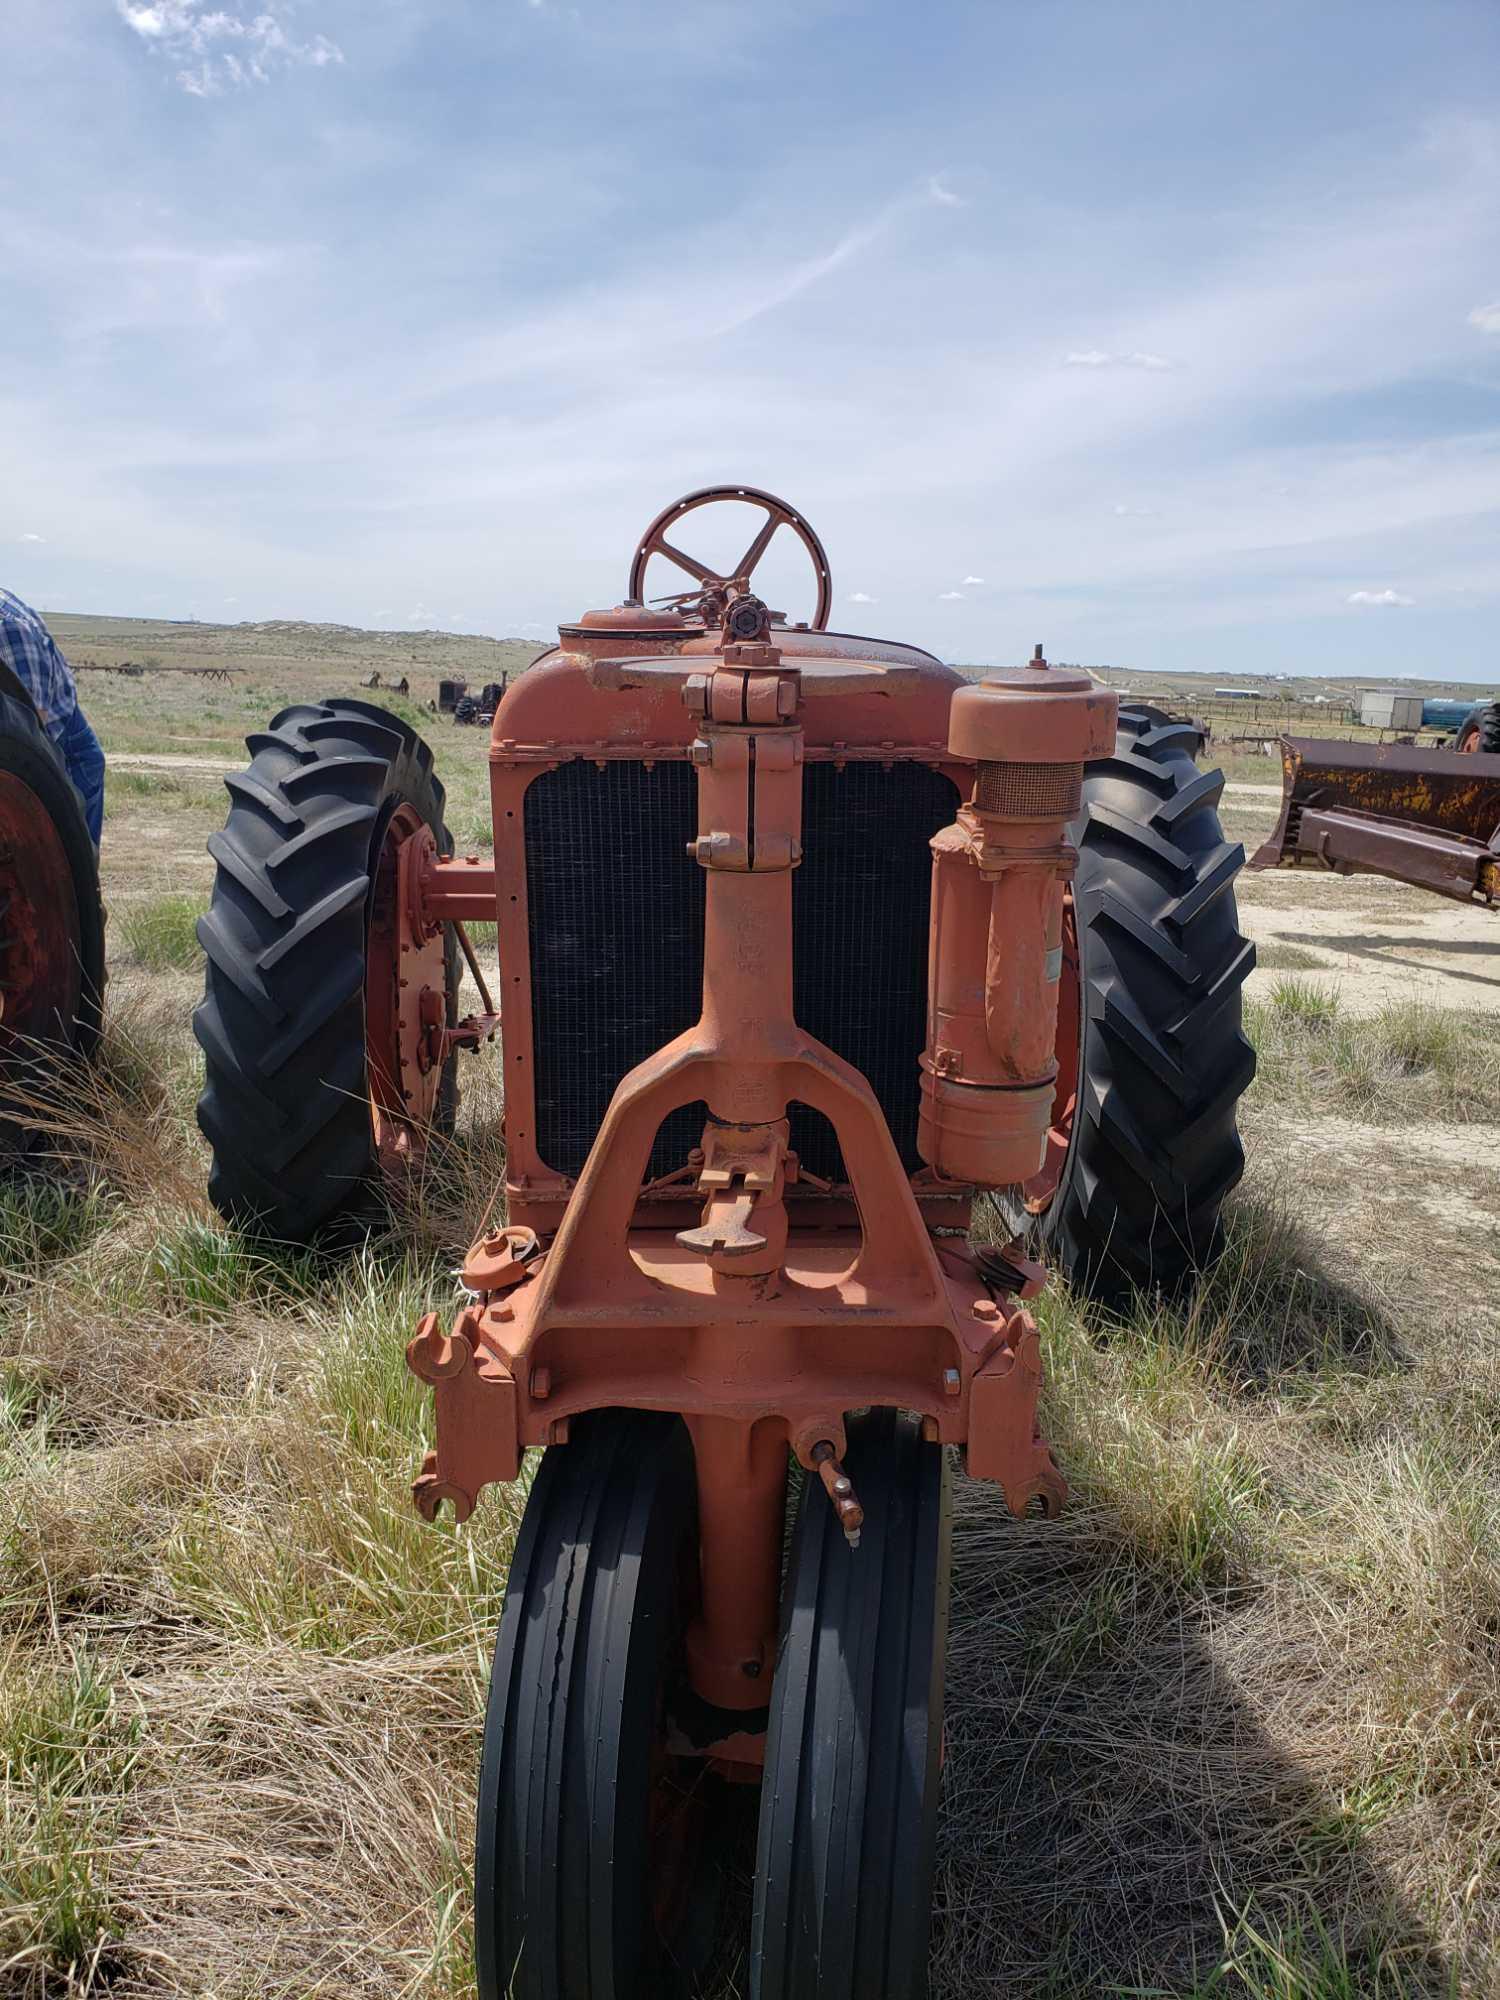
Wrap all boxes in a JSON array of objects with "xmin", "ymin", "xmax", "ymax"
[{"xmin": 919, "ymin": 646, "xmax": 1117, "ymax": 1186}]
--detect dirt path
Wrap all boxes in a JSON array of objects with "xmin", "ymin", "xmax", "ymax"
[{"xmin": 112, "ymin": 753, "xmax": 233, "ymax": 772}]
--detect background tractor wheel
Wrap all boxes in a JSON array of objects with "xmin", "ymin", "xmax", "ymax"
[
  {"xmin": 1454, "ymin": 701, "xmax": 1500, "ymax": 753},
  {"xmin": 0, "ymin": 666, "xmax": 104, "ymax": 1160},
  {"xmin": 476, "ymin": 1409, "xmax": 721, "ymax": 2000},
  {"xmin": 996, "ymin": 704, "xmax": 1255, "ymax": 1303},
  {"xmin": 752, "ymin": 1409, "xmax": 951, "ymax": 2000},
  {"xmin": 194, "ymin": 698, "xmax": 459, "ymax": 1240}
]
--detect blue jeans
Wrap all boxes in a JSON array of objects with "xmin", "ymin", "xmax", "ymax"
[{"xmin": 56, "ymin": 704, "xmax": 105, "ymax": 846}]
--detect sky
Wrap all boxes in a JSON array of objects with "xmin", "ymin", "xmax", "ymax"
[{"xmin": 3, "ymin": 1, "xmax": 1499, "ymax": 679}]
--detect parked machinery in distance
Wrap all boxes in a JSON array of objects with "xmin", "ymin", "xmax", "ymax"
[{"xmin": 454, "ymin": 679, "xmax": 505, "ymax": 725}]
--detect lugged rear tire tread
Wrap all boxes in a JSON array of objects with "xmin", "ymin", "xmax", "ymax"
[
  {"xmin": 999, "ymin": 703, "xmax": 1255, "ymax": 1302},
  {"xmin": 192, "ymin": 697, "xmax": 456, "ymax": 1239}
]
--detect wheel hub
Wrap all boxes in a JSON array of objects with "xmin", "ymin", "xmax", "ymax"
[
  {"xmin": 365, "ymin": 806, "xmax": 449, "ymax": 1168},
  {"xmin": 0, "ymin": 769, "xmax": 83, "ymax": 1059}
]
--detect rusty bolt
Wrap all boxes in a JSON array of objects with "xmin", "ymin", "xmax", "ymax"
[
  {"xmin": 973, "ymin": 1298, "xmax": 1001, "ymax": 1324},
  {"xmin": 942, "ymin": 1366, "xmax": 961, "ymax": 1395},
  {"xmin": 690, "ymin": 737, "xmax": 713, "ymax": 766},
  {"xmin": 530, "ymin": 1365, "xmax": 551, "ymax": 1400},
  {"xmin": 811, "ymin": 1440, "xmax": 864, "ymax": 1549},
  {"xmin": 740, "ymin": 1658, "xmax": 762, "ymax": 1679}
]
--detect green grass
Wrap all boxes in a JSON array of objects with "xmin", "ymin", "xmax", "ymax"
[
  {"xmin": 0, "ymin": 1648, "xmax": 140, "ymax": 1986},
  {"xmin": 1248, "ymin": 988, "xmax": 1500, "ymax": 1124},
  {"xmin": 0, "ymin": 1175, "xmax": 110, "ymax": 1273},
  {"xmin": 105, "ymin": 768, "xmax": 190, "ymax": 804},
  {"xmin": 1253, "ymin": 943, "xmax": 1326, "ymax": 973},
  {"xmin": 120, "ymin": 892, "xmax": 205, "ymax": 970},
  {"xmin": 1117, "ymin": 1904, "xmax": 1451, "ymax": 1998},
  {"xmin": 1, "ymin": 964, "xmax": 1497, "ymax": 1994},
  {"xmin": 164, "ymin": 1251, "xmax": 523, "ymax": 1658}
]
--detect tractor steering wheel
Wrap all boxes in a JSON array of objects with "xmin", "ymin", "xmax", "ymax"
[{"xmin": 628, "ymin": 485, "xmax": 833, "ymax": 631}]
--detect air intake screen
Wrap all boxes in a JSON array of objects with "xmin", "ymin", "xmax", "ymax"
[{"xmin": 524, "ymin": 758, "xmax": 958, "ymax": 1183}]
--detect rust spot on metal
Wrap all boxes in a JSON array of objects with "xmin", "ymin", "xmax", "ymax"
[{"xmin": 1252, "ymin": 736, "xmax": 1500, "ymax": 905}]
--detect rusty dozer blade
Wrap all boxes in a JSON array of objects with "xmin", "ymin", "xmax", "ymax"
[{"xmin": 1251, "ymin": 736, "xmax": 1500, "ymax": 906}]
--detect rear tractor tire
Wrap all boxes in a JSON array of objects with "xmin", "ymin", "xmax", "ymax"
[
  {"xmin": 1454, "ymin": 701, "xmax": 1500, "ymax": 754},
  {"xmin": 0, "ymin": 667, "xmax": 105, "ymax": 1160},
  {"xmin": 194, "ymin": 698, "xmax": 459, "ymax": 1240},
  {"xmin": 997, "ymin": 704, "xmax": 1256, "ymax": 1304}
]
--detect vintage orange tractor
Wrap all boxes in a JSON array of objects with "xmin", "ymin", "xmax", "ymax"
[{"xmin": 195, "ymin": 487, "xmax": 1255, "ymax": 1994}]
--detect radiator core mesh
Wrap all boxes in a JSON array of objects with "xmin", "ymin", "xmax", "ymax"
[{"xmin": 524, "ymin": 758, "xmax": 959, "ymax": 1185}]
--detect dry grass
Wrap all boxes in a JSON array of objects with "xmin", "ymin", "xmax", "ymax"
[
  {"xmin": 1247, "ymin": 983, "xmax": 1500, "ymax": 1126},
  {"xmin": 3, "ymin": 829, "xmax": 1498, "ymax": 1992}
]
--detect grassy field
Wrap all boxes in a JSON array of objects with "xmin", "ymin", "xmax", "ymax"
[{"xmin": 2, "ymin": 642, "xmax": 1498, "ymax": 1997}]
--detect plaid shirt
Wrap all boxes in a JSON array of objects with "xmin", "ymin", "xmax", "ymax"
[{"xmin": 0, "ymin": 587, "xmax": 78, "ymax": 742}]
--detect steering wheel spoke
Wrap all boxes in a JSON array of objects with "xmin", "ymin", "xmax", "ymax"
[
  {"xmin": 628, "ymin": 485, "xmax": 832, "ymax": 630},
  {"xmin": 653, "ymin": 537, "xmax": 717, "ymax": 586},
  {"xmin": 730, "ymin": 507, "xmax": 781, "ymax": 584}
]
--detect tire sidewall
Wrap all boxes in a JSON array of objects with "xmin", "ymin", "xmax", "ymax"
[{"xmin": 0, "ymin": 685, "xmax": 105, "ymax": 1118}]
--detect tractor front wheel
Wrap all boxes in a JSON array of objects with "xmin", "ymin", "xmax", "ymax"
[
  {"xmin": 194, "ymin": 698, "xmax": 459, "ymax": 1239},
  {"xmin": 751, "ymin": 1409, "xmax": 951, "ymax": 2000},
  {"xmin": 476, "ymin": 1409, "xmax": 723, "ymax": 1999}
]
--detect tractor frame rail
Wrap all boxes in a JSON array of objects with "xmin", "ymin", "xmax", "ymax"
[{"xmin": 1250, "ymin": 735, "xmax": 1500, "ymax": 906}]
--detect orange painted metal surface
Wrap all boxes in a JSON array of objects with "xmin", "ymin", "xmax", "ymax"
[
  {"xmin": 484, "ymin": 615, "xmax": 973, "ymax": 1237},
  {"xmin": 407, "ymin": 495, "xmax": 1106, "ymax": 1729},
  {"xmin": 919, "ymin": 652, "xmax": 1116, "ymax": 1185},
  {"xmin": 365, "ymin": 803, "xmax": 450, "ymax": 1169}
]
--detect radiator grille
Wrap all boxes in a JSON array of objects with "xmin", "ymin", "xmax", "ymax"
[{"xmin": 524, "ymin": 758, "xmax": 958, "ymax": 1184}]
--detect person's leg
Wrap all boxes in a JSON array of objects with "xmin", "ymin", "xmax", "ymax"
[{"xmin": 56, "ymin": 704, "xmax": 105, "ymax": 845}]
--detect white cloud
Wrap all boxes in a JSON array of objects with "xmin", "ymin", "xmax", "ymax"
[
  {"xmin": 19, "ymin": 532, "xmax": 45, "ymax": 543},
  {"xmin": 961, "ymin": 574, "xmax": 985, "ymax": 585},
  {"xmin": 847, "ymin": 590, "xmax": 877, "ymax": 603},
  {"xmin": 1111, "ymin": 504, "xmax": 1161, "ymax": 517},
  {"xmin": 1063, "ymin": 348, "xmax": 1172, "ymax": 370},
  {"xmin": 1469, "ymin": 301, "xmax": 1500, "ymax": 333},
  {"xmin": 938, "ymin": 589, "xmax": 965, "ymax": 600},
  {"xmin": 1347, "ymin": 588, "xmax": 1414, "ymax": 607},
  {"xmin": 927, "ymin": 175, "xmax": 962, "ymax": 207},
  {"xmin": 116, "ymin": 2, "xmax": 344, "ymax": 94}
]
